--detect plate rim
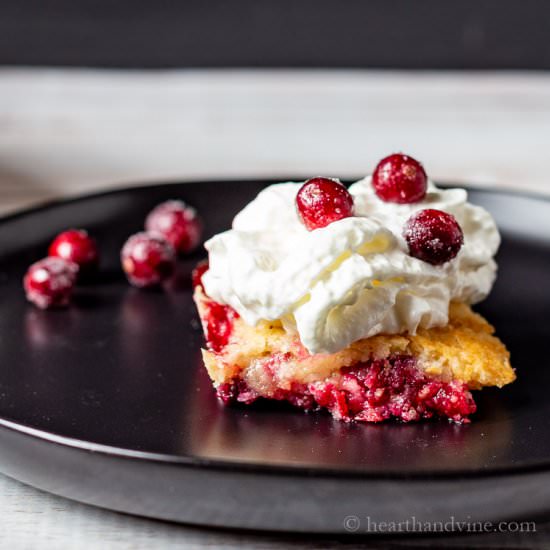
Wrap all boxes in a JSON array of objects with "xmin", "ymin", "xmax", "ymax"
[{"xmin": 1, "ymin": 177, "xmax": 549, "ymax": 226}]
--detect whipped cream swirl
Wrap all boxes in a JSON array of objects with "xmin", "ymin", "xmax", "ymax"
[{"xmin": 202, "ymin": 177, "xmax": 500, "ymax": 354}]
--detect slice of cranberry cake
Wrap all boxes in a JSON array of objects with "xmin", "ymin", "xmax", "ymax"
[
  {"xmin": 193, "ymin": 155, "xmax": 515, "ymax": 423},
  {"xmin": 194, "ymin": 283, "xmax": 512, "ymax": 423}
]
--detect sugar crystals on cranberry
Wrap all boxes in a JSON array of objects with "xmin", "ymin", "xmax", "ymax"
[
  {"xmin": 372, "ymin": 153, "xmax": 428, "ymax": 204},
  {"xmin": 403, "ymin": 208, "xmax": 464, "ymax": 265},
  {"xmin": 145, "ymin": 200, "xmax": 203, "ymax": 254},
  {"xmin": 296, "ymin": 177, "xmax": 354, "ymax": 231},
  {"xmin": 23, "ymin": 257, "xmax": 78, "ymax": 309},
  {"xmin": 121, "ymin": 232, "xmax": 176, "ymax": 288},
  {"xmin": 49, "ymin": 229, "xmax": 99, "ymax": 274}
]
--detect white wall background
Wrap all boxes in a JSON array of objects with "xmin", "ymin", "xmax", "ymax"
[{"xmin": 1, "ymin": 69, "xmax": 549, "ymax": 217}]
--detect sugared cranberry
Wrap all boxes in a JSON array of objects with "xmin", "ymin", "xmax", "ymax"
[
  {"xmin": 296, "ymin": 177, "xmax": 354, "ymax": 231},
  {"xmin": 145, "ymin": 200, "xmax": 203, "ymax": 254},
  {"xmin": 121, "ymin": 232, "xmax": 176, "ymax": 288},
  {"xmin": 23, "ymin": 257, "xmax": 78, "ymax": 309},
  {"xmin": 48, "ymin": 229, "xmax": 99, "ymax": 273},
  {"xmin": 192, "ymin": 259, "xmax": 209, "ymax": 289},
  {"xmin": 372, "ymin": 153, "xmax": 428, "ymax": 203},
  {"xmin": 404, "ymin": 209, "xmax": 464, "ymax": 265}
]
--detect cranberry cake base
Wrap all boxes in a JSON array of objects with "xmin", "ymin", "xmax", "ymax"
[{"xmin": 194, "ymin": 285, "xmax": 514, "ymax": 423}]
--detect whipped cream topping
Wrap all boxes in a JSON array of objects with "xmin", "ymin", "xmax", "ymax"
[{"xmin": 202, "ymin": 177, "xmax": 500, "ymax": 354}]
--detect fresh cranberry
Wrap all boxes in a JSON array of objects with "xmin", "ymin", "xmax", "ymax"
[
  {"xmin": 121, "ymin": 232, "xmax": 176, "ymax": 288},
  {"xmin": 403, "ymin": 209, "xmax": 464, "ymax": 265},
  {"xmin": 48, "ymin": 229, "xmax": 99, "ymax": 273},
  {"xmin": 296, "ymin": 178, "xmax": 354, "ymax": 231},
  {"xmin": 23, "ymin": 257, "xmax": 78, "ymax": 309},
  {"xmin": 145, "ymin": 200, "xmax": 203, "ymax": 254},
  {"xmin": 192, "ymin": 259, "xmax": 209, "ymax": 289},
  {"xmin": 372, "ymin": 153, "xmax": 428, "ymax": 203}
]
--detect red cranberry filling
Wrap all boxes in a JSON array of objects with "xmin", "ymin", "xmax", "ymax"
[
  {"xmin": 195, "ymin": 263, "xmax": 239, "ymax": 352},
  {"xmin": 217, "ymin": 355, "xmax": 476, "ymax": 423},
  {"xmin": 218, "ymin": 379, "xmax": 259, "ymax": 405},
  {"xmin": 192, "ymin": 260, "xmax": 209, "ymax": 289},
  {"xmin": 202, "ymin": 300, "xmax": 239, "ymax": 352}
]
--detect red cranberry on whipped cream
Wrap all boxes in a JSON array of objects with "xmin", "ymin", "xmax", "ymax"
[
  {"xmin": 296, "ymin": 177, "xmax": 354, "ymax": 231},
  {"xmin": 372, "ymin": 153, "xmax": 427, "ymax": 204},
  {"xmin": 404, "ymin": 209, "xmax": 464, "ymax": 266},
  {"xmin": 203, "ymin": 174, "xmax": 498, "ymax": 355}
]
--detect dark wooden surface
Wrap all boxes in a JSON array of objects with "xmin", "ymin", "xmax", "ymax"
[{"xmin": 1, "ymin": 0, "xmax": 550, "ymax": 69}]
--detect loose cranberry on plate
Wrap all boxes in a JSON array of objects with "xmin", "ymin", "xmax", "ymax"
[
  {"xmin": 49, "ymin": 229, "xmax": 99, "ymax": 273},
  {"xmin": 403, "ymin": 208, "xmax": 464, "ymax": 265},
  {"xmin": 296, "ymin": 177, "xmax": 354, "ymax": 231},
  {"xmin": 23, "ymin": 257, "xmax": 78, "ymax": 309},
  {"xmin": 145, "ymin": 200, "xmax": 203, "ymax": 254},
  {"xmin": 372, "ymin": 153, "xmax": 428, "ymax": 204},
  {"xmin": 121, "ymin": 232, "xmax": 176, "ymax": 288}
]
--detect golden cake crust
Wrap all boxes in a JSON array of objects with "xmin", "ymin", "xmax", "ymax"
[{"xmin": 194, "ymin": 286, "xmax": 514, "ymax": 390}]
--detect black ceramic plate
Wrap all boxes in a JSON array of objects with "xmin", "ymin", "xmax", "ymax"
[{"xmin": 1, "ymin": 180, "xmax": 550, "ymax": 533}]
